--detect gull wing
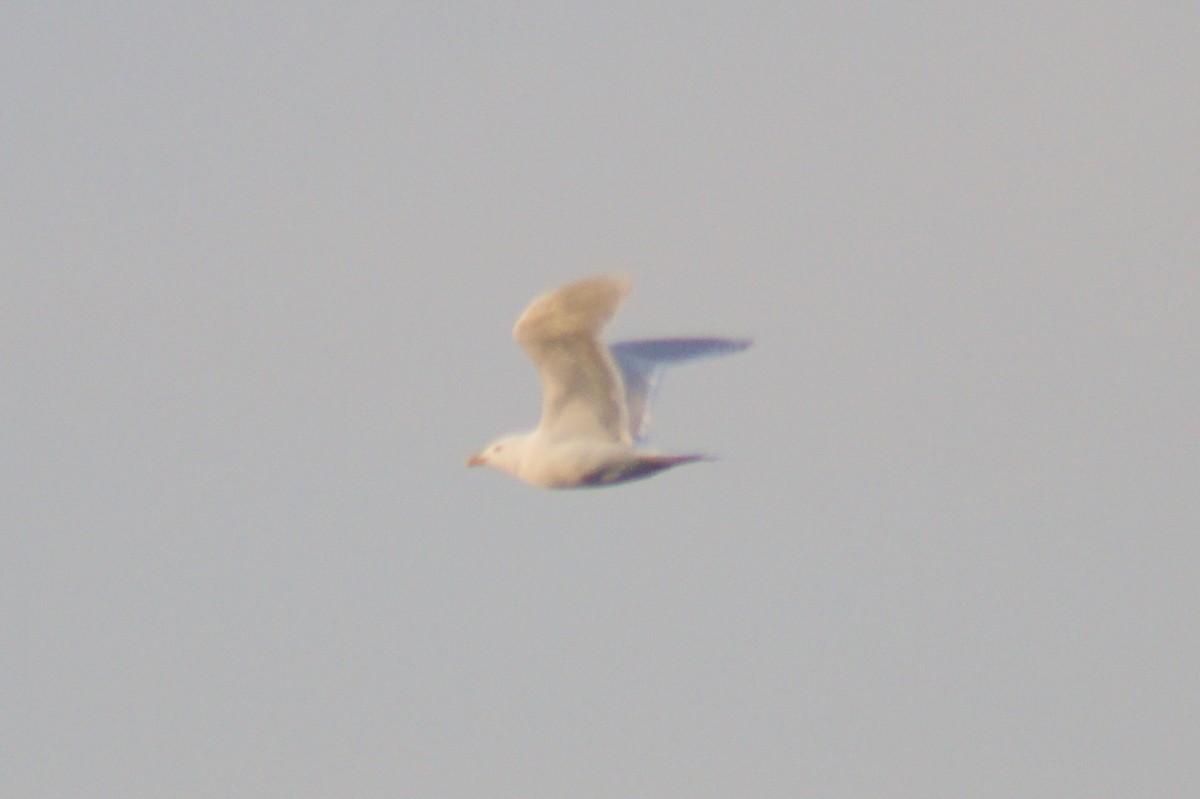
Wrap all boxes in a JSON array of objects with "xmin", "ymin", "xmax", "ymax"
[
  {"xmin": 610, "ymin": 337, "xmax": 752, "ymax": 441},
  {"xmin": 513, "ymin": 276, "xmax": 633, "ymax": 444}
]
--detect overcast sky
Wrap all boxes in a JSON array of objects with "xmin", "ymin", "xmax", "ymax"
[{"xmin": 3, "ymin": 5, "xmax": 1197, "ymax": 797}]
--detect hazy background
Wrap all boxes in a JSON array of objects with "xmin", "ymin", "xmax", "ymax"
[{"xmin": 3, "ymin": 5, "xmax": 1196, "ymax": 796}]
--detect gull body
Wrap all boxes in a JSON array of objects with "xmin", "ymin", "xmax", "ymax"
[{"xmin": 467, "ymin": 276, "xmax": 749, "ymax": 489}]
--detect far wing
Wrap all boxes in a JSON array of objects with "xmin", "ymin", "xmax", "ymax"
[
  {"xmin": 513, "ymin": 276, "xmax": 633, "ymax": 444},
  {"xmin": 610, "ymin": 337, "xmax": 752, "ymax": 441}
]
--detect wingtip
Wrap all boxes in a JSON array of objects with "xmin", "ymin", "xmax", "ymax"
[
  {"xmin": 727, "ymin": 337, "xmax": 753, "ymax": 352},
  {"xmin": 592, "ymin": 273, "xmax": 634, "ymax": 303},
  {"xmin": 513, "ymin": 274, "xmax": 634, "ymax": 343}
]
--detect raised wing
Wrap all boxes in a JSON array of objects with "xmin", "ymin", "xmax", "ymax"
[
  {"xmin": 513, "ymin": 276, "xmax": 633, "ymax": 444},
  {"xmin": 610, "ymin": 337, "xmax": 752, "ymax": 441}
]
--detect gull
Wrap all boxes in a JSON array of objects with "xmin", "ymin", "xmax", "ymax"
[{"xmin": 467, "ymin": 275, "xmax": 750, "ymax": 488}]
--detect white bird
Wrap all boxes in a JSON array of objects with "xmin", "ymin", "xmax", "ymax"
[{"xmin": 467, "ymin": 276, "xmax": 750, "ymax": 488}]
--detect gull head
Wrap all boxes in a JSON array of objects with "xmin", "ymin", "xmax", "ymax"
[{"xmin": 466, "ymin": 433, "xmax": 530, "ymax": 478}]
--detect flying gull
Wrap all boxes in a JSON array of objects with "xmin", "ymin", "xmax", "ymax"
[{"xmin": 467, "ymin": 275, "xmax": 750, "ymax": 488}]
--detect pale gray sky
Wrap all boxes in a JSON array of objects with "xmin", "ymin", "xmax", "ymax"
[{"xmin": 3, "ymin": 5, "xmax": 1197, "ymax": 797}]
